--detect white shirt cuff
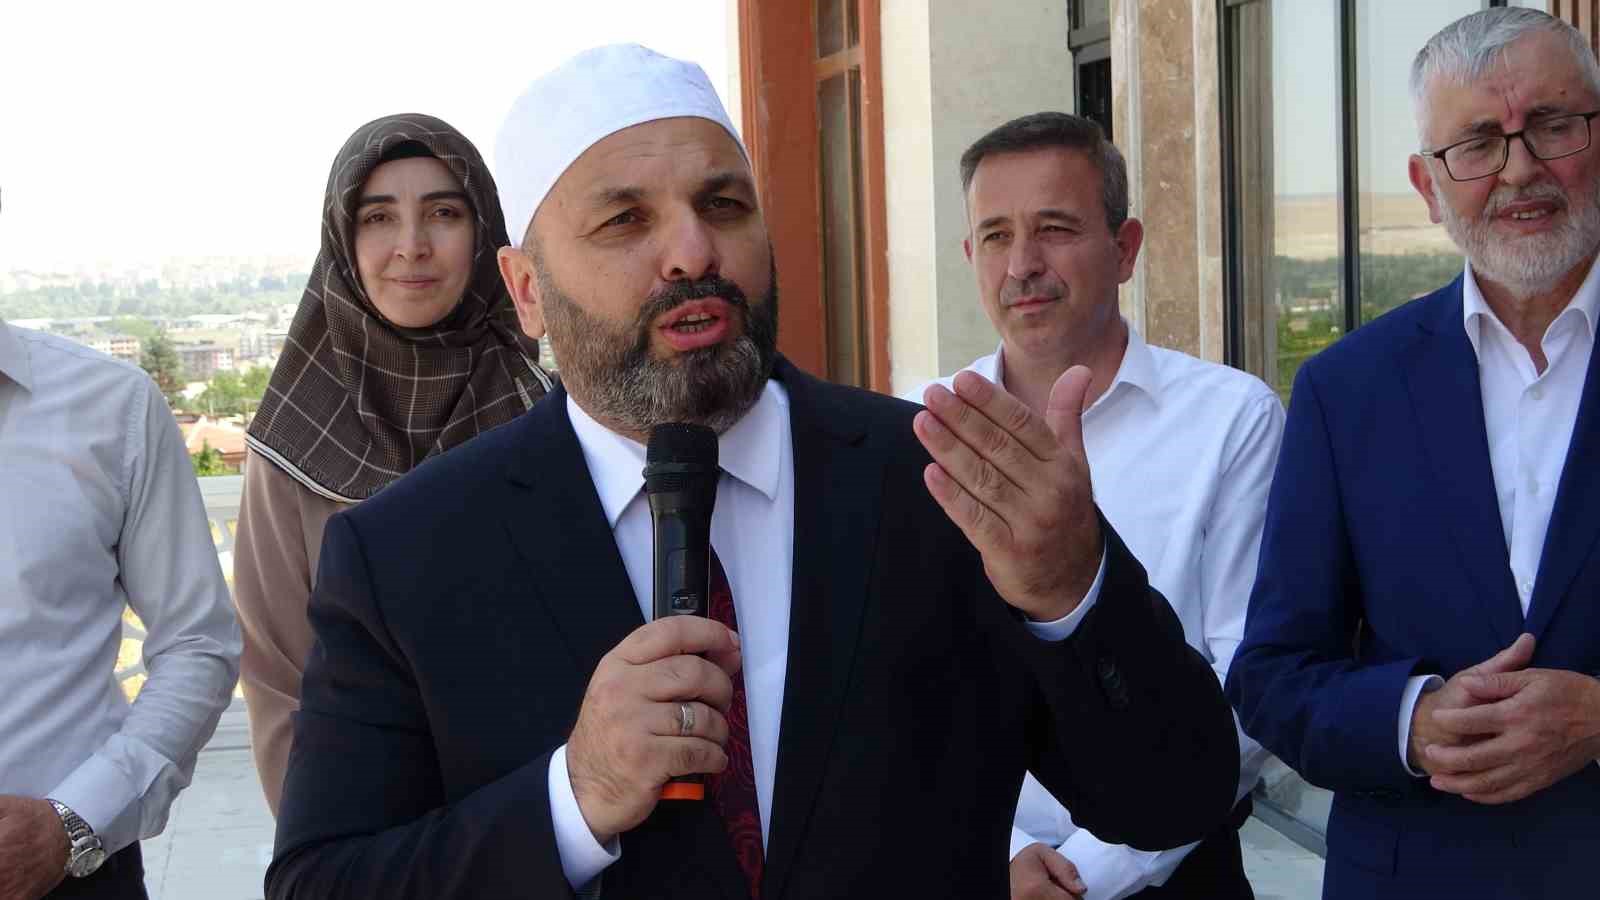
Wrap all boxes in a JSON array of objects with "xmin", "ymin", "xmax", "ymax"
[
  {"xmin": 1023, "ymin": 549, "xmax": 1106, "ymax": 642},
  {"xmin": 1398, "ymin": 674, "xmax": 1445, "ymax": 777},
  {"xmin": 48, "ymin": 751, "xmax": 142, "ymax": 855},
  {"xmin": 1059, "ymin": 827, "xmax": 1181, "ymax": 900},
  {"xmin": 548, "ymin": 744, "xmax": 620, "ymax": 889}
]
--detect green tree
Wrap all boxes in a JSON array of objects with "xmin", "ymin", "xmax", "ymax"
[
  {"xmin": 108, "ymin": 316, "xmax": 161, "ymax": 343},
  {"xmin": 189, "ymin": 441, "xmax": 232, "ymax": 477},
  {"xmin": 194, "ymin": 366, "xmax": 272, "ymax": 418},
  {"xmin": 139, "ymin": 332, "xmax": 185, "ymax": 406}
]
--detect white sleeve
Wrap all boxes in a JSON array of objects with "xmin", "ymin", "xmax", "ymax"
[
  {"xmin": 1196, "ymin": 394, "xmax": 1284, "ymax": 806},
  {"xmin": 49, "ymin": 380, "xmax": 241, "ymax": 853},
  {"xmin": 548, "ymin": 744, "xmax": 623, "ymax": 889},
  {"xmin": 1398, "ymin": 675, "xmax": 1446, "ymax": 776},
  {"xmin": 1022, "ymin": 549, "xmax": 1105, "ymax": 642}
]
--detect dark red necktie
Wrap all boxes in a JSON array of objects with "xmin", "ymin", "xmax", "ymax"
[{"xmin": 707, "ymin": 549, "xmax": 764, "ymax": 899}]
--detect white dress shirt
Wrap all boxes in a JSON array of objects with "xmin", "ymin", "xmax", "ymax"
[
  {"xmin": 905, "ymin": 322, "xmax": 1283, "ymax": 900},
  {"xmin": 546, "ymin": 379, "xmax": 1100, "ymax": 889},
  {"xmin": 0, "ymin": 322, "xmax": 241, "ymax": 855},
  {"xmin": 1396, "ymin": 258, "xmax": 1599, "ymax": 774}
]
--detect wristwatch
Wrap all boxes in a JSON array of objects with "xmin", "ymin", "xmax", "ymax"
[{"xmin": 45, "ymin": 799, "xmax": 107, "ymax": 878}]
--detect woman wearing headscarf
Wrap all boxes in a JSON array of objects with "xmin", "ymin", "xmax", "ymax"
[{"xmin": 234, "ymin": 114, "xmax": 552, "ymax": 815}]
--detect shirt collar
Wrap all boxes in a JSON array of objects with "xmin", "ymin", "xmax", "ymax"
[
  {"xmin": 1462, "ymin": 256, "xmax": 1600, "ymax": 356},
  {"xmin": 0, "ymin": 321, "xmax": 33, "ymax": 391},
  {"xmin": 988, "ymin": 318, "xmax": 1161, "ymax": 411},
  {"xmin": 566, "ymin": 380, "xmax": 787, "ymax": 528}
]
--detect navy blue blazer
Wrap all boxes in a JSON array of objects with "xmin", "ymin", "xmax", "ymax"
[
  {"xmin": 1227, "ymin": 278, "xmax": 1600, "ymax": 899},
  {"xmin": 266, "ymin": 358, "xmax": 1239, "ymax": 900}
]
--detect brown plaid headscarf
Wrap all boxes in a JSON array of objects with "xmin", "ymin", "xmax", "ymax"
[{"xmin": 247, "ymin": 114, "xmax": 550, "ymax": 501}]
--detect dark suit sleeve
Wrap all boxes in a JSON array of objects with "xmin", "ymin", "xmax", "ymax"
[
  {"xmin": 265, "ymin": 513, "xmax": 575, "ymax": 900},
  {"xmin": 1224, "ymin": 366, "xmax": 1421, "ymax": 793},
  {"xmin": 1013, "ymin": 518, "xmax": 1240, "ymax": 852}
]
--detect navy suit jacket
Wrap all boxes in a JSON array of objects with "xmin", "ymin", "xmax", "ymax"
[
  {"xmin": 1227, "ymin": 278, "xmax": 1600, "ymax": 899},
  {"xmin": 265, "ymin": 358, "xmax": 1238, "ymax": 900}
]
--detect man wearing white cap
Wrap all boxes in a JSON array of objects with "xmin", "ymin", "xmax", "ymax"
[{"xmin": 266, "ymin": 44, "xmax": 1239, "ymax": 900}]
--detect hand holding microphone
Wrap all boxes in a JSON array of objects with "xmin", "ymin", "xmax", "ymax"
[{"xmin": 565, "ymin": 424, "xmax": 738, "ymax": 843}]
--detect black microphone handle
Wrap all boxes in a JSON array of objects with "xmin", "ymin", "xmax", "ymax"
[
  {"xmin": 650, "ymin": 505, "xmax": 713, "ymax": 622},
  {"xmin": 648, "ymin": 489, "xmax": 715, "ymax": 800}
]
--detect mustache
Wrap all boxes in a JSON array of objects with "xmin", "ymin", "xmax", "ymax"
[
  {"xmin": 639, "ymin": 275, "xmax": 752, "ymax": 322},
  {"xmin": 1000, "ymin": 277, "xmax": 1065, "ymax": 307},
  {"xmin": 626, "ymin": 275, "xmax": 754, "ymax": 358},
  {"xmin": 1482, "ymin": 182, "xmax": 1568, "ymax": 219}
]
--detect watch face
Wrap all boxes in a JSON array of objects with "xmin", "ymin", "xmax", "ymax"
[{"xmin": 67, "ymin": 845, "xmax": 107, "ymax": 878}]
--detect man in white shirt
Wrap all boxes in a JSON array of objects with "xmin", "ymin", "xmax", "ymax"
[
  {"xmin": 1227, "ymin": 9, "xmax": 1600, "ymax": 899},
  {"xmin": 904, "ymin": 113, "xmax": 1281, "ymax": 900},
  {"xmin": 0, "ymin": 317, "xmax": 241, "ymax": 900},
  {"xmin": 265, "ymin": 44, "xmax": 1243, "ymax": 900}
]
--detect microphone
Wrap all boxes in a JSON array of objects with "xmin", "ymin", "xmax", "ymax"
[{"xmin": 644, "ymin": 423, "xmax": 720, "ymax": 801}]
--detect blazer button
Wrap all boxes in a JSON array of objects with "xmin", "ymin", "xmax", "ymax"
[{"xmin": 1097, "ymin": 657, "xmax": 1130, "ymax": 710}]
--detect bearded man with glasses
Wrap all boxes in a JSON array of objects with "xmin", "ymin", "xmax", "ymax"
[{"xmin": 1227, "ymin": 8, "xmax": 1600, "ymax": 899}]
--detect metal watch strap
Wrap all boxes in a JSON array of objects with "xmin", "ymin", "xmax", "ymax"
[
  {"xmin": 46, "ymin": 800, "xmax": 93, "ymax": 844},
  {"xmin": 45, "ymin": 798, "xmax": 105, "ymax": 878}
]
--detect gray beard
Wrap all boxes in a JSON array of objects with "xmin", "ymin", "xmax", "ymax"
[
  {"xmin": 1439, "ymin": 179, "xmax": 1600, "ymax": 299},
  {"xmin": 538, "ymin": 264, "xmax": 779, "ymax": 437}
]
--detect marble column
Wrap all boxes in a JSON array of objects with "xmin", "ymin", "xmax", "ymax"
[{"xmin": 1111, "ymin": 0, "xmax": 1226, "ymax": 362}]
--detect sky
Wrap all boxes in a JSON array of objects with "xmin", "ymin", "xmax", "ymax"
[{"xmin": 0, "ymin": 0, "xmax": 734, "ymax": 272}]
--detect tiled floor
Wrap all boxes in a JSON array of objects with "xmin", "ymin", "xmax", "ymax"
[{"xmin": 142, "ymin": 702, "xmax": 1324, "ymax": 899}]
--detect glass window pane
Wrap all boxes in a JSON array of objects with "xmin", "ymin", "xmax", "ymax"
[
  {"xmin": 818, "ymin": 71, "xmax": 867, "ymax": 386},
  {"xmin": 847, "ymin": 0, "xmax": 860, "ymax": 48},
  {"xmin": 1229, "ymin": 0, "xmax": 1343, "ymax": 403},
  {"xmin": 1356, "ymin": 0, "xmax": 1477, "ymax": 325},
  {"xmin": 1074, "ymin": 0, "xmax": 1110, "ymax": 30},
  {"xmin": 1078, "ymin": 57, "xmax": 1113, "ymax": 142},
  {"xmin": 817, "ymin": 0, "xmax": 846, "ymax": 58}
]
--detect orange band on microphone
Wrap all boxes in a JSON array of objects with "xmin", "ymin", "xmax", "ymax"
[{"xmin": 660, "ymin": 782, "xmax": 705, "ymax": 801}]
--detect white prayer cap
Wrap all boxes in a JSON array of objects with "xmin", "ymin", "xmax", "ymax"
[{"xmin": 494, "ymin": 43, "xmax": 745, "ymax": 247}]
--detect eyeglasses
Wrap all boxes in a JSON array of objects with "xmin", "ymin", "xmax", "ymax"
[{"xmin": 1421, "ymin": 111, "xmax": 1600, "ymax": 182}]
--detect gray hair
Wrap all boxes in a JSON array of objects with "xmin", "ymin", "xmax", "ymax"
[
  {"xmin": 958, "ymin": 112, "xmax": 1130, "ymax": 233},
  {"xmin": 1411, "ymin": 8, "xmax": 1600, "ymax": 145}
]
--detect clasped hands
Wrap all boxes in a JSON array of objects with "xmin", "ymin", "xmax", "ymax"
[
  {"xmin": 1410, "ymin": 633, "xmax": 1600, "ymax": 805},
  {"xmin": 912, "ymin": 367, "xmax": 1103, "ymax": 622}
]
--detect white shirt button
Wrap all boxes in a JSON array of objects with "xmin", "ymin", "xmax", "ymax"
[
  {"xmin": 1520, "ymin": 579, "xmax": 1534, "ymax": 596},
  {"xmin": 1530, "ymin": 385, "xmax": 1543, "ymax": 401}
]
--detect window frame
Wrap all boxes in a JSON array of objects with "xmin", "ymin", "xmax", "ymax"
[{"xmin": 1218, "ymin": 0, "xmax": 1509, "ymax": 377}]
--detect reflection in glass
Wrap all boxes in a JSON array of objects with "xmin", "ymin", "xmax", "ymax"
[
  {"xmin": 1229, "ymin": 0, "xmax": 1343, "ymax": 402},
  {"xmin": 819, "ymin": 71, "xmax": 867, "ymax": 386},
  {"xmin": 1073, "ymin": 0, "xmax": 1109, "ymax": 30},
  {"xmin": 817, "ymin": 0, "xmax": 846, "ymax": 58},
  {"xmin": 1356, "ymin": 0, "xmax": 1473, "ymax": 325}
]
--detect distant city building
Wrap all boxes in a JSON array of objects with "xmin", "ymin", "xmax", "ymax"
[
  {"xmin": 238, "ymin": 328, "xmax": 289, "ymax": 361},
  {"xmin": 176, "ymin": 343, "xmax": 233, "ymax": 380},
  {"xmin": 86, "ymin": 334, "xmax": 142, "ymax": 364},
  {"xmin": 178, "ymin": 416, "xmax": 248, "ymax": 469}
]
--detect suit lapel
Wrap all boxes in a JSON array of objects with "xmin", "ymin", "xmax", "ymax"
[
  {"xmin": 1524, "ymin": 327, "xmax": 1600, "ymax": 637},
  {"xmin": 761, "ymin": 361, "xmax": 881, "ymax": 900},
  {"xmin": 1402, "ymin": 284, "xmax": 1525, "ymax": 647},
  {"xmin": 501, "ymin": 388, "xmax": 644, "ymax": 698}
]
